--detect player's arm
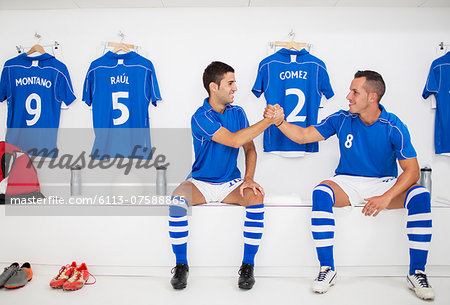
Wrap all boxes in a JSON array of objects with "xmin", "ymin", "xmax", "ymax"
[
  {"xmin": 264, "ymin": 105, "xmax": 324, "ymax": 144},
  {"xmin": 362, "ymin": 157, "xmax": 420, "ymax": 216},
  {"xmin": 211, "ymin": 111, "xmax": 283, "ymax": 148},
  {"xmin": 381, "ymin": 157, "xmax": 420, "ymax": 201},
  {"xmin": 239, "ymin": 140, "xmax": 264, "ymax": 196}
]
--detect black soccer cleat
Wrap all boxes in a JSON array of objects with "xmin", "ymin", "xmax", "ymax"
[
  {"xmin": 170, "ymin": 264, "xmax": 189, "ymax": 290},
  {"xmin": 238, "ymin": 263, "xmax": 255, "ymax": 290}
]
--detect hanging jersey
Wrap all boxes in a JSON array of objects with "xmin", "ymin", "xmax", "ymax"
[
  {"xmin": 83, "ymin": 51, "xmax": 162, "ymax": 159},
  {"xmin": 191, "ymin": 98, "xmax": 249, "ymax": 183},
  {"xmin": 0, "ymin": 53, "xmax": 76, "ymax": 157},
  {"xmin": 252, "ymin": 48, "xmax": 334, "ymax": 154},
  {"xmin": 314, "ymin": 105, "xmax": 416, "ymax": 178},
  {"xmin": 422, "ymin": 52, "xmax": 450, "ymax": 154}
]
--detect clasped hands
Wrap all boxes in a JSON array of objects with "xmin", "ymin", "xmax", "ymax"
[{"xmin": 264, "ymin": 104, "xmax": 285, "ymax": 126}]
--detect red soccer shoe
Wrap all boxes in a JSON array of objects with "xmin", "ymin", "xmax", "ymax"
[
  {"xmin": 50, "ymin": 262, "xmax": 77, "ymax": 289},
  {"xmin": 62, "ymin": 263, "xmax": 94, "ymax": 291}
]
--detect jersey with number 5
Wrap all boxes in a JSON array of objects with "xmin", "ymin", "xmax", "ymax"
[
  {"xmin": 83, "ymin": 51, "xmax": 161, "ymax": 159},
  {"xmin": 0, "ymin": 53, "xmax": 76, "ymax": 155},
  {"xmin": 314, "ymin": 105, "xmax": 416, "ymax": 178},
  {"xmin": 252, "ymin": 48, "xmax": 334, "ymax": 153}
]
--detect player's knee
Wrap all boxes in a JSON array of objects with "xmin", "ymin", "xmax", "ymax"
[
  {"xmin": 244, "ymin": 190, "xmax": 264, "ymax": 206},
  {"xmin": 404, "ymin": 185, "xmax": 431, "ymax": 212},
  {"xmin": 252, "ymin": 192, "xmax": 265, "ymax": 204}
]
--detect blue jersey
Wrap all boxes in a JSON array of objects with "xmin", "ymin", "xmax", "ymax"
[
  {"xmin": 83, "ymin": 51, "xmax": 162, "ymax": 159},
  {"xmin": 0, "ymin": 53, "xmax": 76, "ymax": 156},
  {"xmin": 252, "ymin": 48, "xmax": 334, "ymax": 153},
  {"xmin": 191, "ymin": 98, "xmax": 249, "ymax": 183},
  {"xmin": 314, "ymin": 105, "xmax": 417, "ymax": 178},
  {"xmin": 422, "ymin": 52, "xmax": 450, "ymax": 154}
]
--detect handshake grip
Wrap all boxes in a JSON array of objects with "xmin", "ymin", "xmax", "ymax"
[{"xmin": 264, "ymin": 104, "xmax": 285, "ymax": 126}]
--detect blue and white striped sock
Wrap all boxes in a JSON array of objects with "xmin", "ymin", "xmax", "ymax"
[
  {"xmin": 404, "ymin": 186, "xmax": 432, "ymax": 275},
  {"xmin": 168, "ymin": 196, "xmax": 189, "ymax": 265},
  {"xmin": 311, "ymin": 184, "xmax": 336, "ymax": 270},
  {"xmin": 242, "ymin": 204, "xmax": 264, "ymax": 266}
]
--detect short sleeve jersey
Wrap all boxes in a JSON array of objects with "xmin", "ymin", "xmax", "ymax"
[
  {"xmin": 0, "ymin": 53, "xmax": 76, "ymax": 156},
  {"xmin": 422, "ymin": 52, "xmax": 450, "ymax": 154},
  {"xmin": 314, "ymin": 105, "xmax": 417, "ymax": 178},
  {"xmin": 252, "ymin": 48, "xmax": 334, "ymax": 153},
  {"xmin": 82, "ymin": 51, "xmax": 162, "ymax": 159},
  {"xmin": 191, "ymin": 98, "xmax": 249, "ymax": 183}
]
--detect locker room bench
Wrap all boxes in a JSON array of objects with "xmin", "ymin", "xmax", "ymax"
[{"xmin": 0, "ymin": 202, "xmax": 449, "ymax": 277}]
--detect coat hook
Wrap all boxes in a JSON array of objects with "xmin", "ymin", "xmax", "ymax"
[
  {"xmin": 288, "ymin": 29, "xmax": 295, "ymax": 41},
  {"xmin": 118, "ymin": 31, "xmax": 125, "ymax": 42}
]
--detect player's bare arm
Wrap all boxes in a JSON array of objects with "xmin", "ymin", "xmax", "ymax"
[
  {"xmin": 264, "ymin": 104, "xmax": 325, "ymax": 144},
  {"xmin": 362, "ymin": 157, "xmax": 420, "ymax": 217},
  {"xmin": 212, "ymin": 110, "xmax": 284, "ymax": 148},
  {"xmin": 239, "ymin": 140, "xmax": 264, "ymax": 197}
]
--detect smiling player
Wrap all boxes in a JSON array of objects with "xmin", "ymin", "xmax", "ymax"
[
  {"xmin": 265, "ymin": 70, "xmax": 434, "ymax": 301},
  {"xmin": 168, "ymin": 61, "xmax": 283, "ymax": 290}
]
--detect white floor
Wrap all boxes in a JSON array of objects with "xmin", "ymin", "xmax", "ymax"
[{"xmin": 1, "ymin": 271, "xmax": 448, "ymax": 305}]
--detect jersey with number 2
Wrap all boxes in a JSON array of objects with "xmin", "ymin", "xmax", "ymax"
[
  {"xmin": 83, "ymin": 51, "xmax": 161, "ymax": 159},
  {"xmin": 252, "ymin": 48, "xmax": 334, "ymax": 153}
]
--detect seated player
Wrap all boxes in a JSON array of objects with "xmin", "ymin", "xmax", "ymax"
[
  {"xmin": 168, "ymin": 61, "xmax": 283, "ymax": 290},
  {"xmin": 264, "ymin": 70, "xmax": 434, "ymax": 301}
]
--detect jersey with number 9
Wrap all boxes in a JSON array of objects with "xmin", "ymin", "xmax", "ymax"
[
  {"xmin": 0, "ymin": 53, "xmax": 76, "ymax": 156},
  {"xmin": 252, "ymin": 48, "xmax": 334, "ymax": 153}
]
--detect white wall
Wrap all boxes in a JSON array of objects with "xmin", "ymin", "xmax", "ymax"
[
  {"xmin": 0, "ymin": 7, "xmax": 449, "ymax": 269},
  {"xmin": 1, "ymin": 7, "xmax": 450, "ymax": 201}
]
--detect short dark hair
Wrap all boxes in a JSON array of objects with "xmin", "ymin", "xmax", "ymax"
[
  {"xmin": 354, "ymin": 70, "xmax": 386, "ymax": 103},
  {"xmin": 203, "ymin": 61, "xmax": 234, "ymax": 95}
]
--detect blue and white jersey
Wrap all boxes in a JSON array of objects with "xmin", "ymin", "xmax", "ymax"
[
  {"xmin": 314, "ymin": 105, "xmax": 417, "ymax": 178},
  {"xmin": 422, "ymin": 52, "xmax": 450, "ymax": 154},
  {"xmin": 83, "ymin": 51, "xmax": 162, "ymax": 159},
  {"xmin": 252, "ymin": 48, "xmax": 334, "ymax": 153},
  {"xmin": 0, "ymin": 53, "xmax": 76, "ymax": 156},
  {"xmin": 191, "ymin": 98, "xmax": 249, "ymax": 183}
]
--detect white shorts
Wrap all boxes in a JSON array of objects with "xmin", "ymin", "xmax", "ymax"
[
  {"xmin": 189, "ymin": 178, "xmax": 243, "ymax": 204},
  {"xmin": 327, "ymin": 175, "xmax": 397, "ymax": 206}
]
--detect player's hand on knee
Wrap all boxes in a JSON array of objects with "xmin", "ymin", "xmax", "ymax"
[
  {"xmin": 362, "ymin": 195, "xmax": 391, "ymax": 217},
  {"xmin": 240, "ymin": 179, "xmax": 265, "ymax": 197}
]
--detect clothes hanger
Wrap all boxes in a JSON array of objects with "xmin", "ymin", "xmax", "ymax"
[
  {"xmin": 107, "ymin": 41, "xmax": 134, "ymax": 53},
  {"xmin": 274, "ymin": 30, "xmax": 309, "ymax": 51},
  {"xmin": 25, "ymin": 44, "xmax": 46, "ymax": 55},
  {"xmin": 274, "ymin": 41, "xmax": 309, "ymax": 51},
  {"xmin": 106, "ymin": 31, "xmax": 135, "ymax": 53},
  {"xmin": 24, "ymin": 32, "xmax": 46, "ymax": 55}
]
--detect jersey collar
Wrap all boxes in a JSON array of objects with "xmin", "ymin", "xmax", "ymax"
[
  {"xmin": 378, "ymin": 104, "xmax": 388, "ymax": 120},
  {"xmin": 353, "ymin": 104, "xmax": 388, "ymax": 122},
  {"xmin": 278, "ymin": 48, "xmax": 309, "ymax": 56},
  {"xmin": 105, "ymin": 51, "xmax": 138, "ymax": 60},
  {"xmin": 20, "ymin": 53, "xmax": 54, "ymax": 61},
  {"xmin": 203, "ymin": 98, "xmax": 232, "ymax": 113}
]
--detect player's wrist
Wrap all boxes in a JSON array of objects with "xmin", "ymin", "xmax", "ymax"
[
  {"xmin": 275, "ymin": 120, "xmax": 284, "ymax": 128},
  {"xmin": 381, "ymin": 192, "xmax": 395, "ymax": 203}
]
